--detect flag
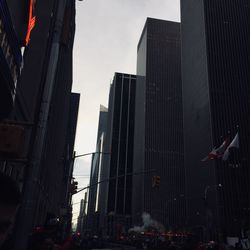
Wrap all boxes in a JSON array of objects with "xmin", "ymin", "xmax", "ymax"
[
  {"xmin": 222, "ymin": 132, "xmax": 239, "ymax": 161},
  {"xmin": 201, "ymin": 148, "xmax": 218, "ymax": 161},
  {"xmin": 202, "ymin": 137, "xmax": 230, "ymax": 161}
]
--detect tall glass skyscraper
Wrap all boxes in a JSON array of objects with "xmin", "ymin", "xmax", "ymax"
[
  {"xmin": 132, "ymin": 18, "xmax": 184, "ymax": 230},
  {"xmin": 87, "ymin": 105, "xmax": 108, "ymax": 235},
  {"xmin": 98, "ymin": 73, "xmax": 137, "ymax": 237},
  {"xmin": 181, "ymin": 0, "xmax": 250, "ymax": 239}
]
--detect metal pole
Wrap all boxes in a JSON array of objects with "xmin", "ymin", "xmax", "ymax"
[
  {"xmin": 14, "ymin": 1, "xmax": 67, "ymax": 249},
  {"xmin": 74, "ymin": 151, "xmax": 111, "ymax": 159},
  {"xmin": 75, "ymin": 169, "xmax": 156, "ymax": 194}
]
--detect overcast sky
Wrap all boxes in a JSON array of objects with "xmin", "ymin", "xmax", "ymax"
[{"xmin": 71, "ymin": 0, "xmax": 180, "ymax": 223}]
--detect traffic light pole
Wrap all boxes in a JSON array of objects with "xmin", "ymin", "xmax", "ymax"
[
  {"xmin": 73, "ymin": 151, "xmax": 111, "ymax": 159},
  {"xmin": 69, "ymin": 152, "xmax": 111, "ymax": 194},
  {"xmin": 74, "ymin": 169, "xmax": 156, "ymax": 194},
  {"xmin": 70, "ymin": 151, "xmax": 155, "ymax": 194}
]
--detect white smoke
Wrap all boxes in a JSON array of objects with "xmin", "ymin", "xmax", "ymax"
[
  {"xmin": 129, "ymin": 226, "xmax": 143, "ymax": 233},
  {"xmin": 129, "ymin": 212, "xmax": 165, "ymax": 233}
]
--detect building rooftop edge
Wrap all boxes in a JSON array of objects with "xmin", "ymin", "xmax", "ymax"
[
  {"xmin": 137, "ymin": 17, "xmax": 181, "ymax": 51},
  {"xmin": 100, "ymin": 105, "xmax": 108, "ymax": 112}
]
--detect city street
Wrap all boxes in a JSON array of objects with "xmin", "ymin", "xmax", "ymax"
[{"xmin": 0, "ymin": 1, "xmax": 250, "ymax": 250}]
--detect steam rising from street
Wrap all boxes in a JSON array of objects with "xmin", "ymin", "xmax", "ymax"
[{"xmin": 129, "ymin": 212, "xmax": 165, "ymax": 233}]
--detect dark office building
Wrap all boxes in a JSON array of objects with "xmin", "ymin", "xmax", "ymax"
[
  {"xmin": 34, "ymin": 0, "xmax": 77, "ymax": 225},
  {"xmin": 181, "ymin": 0, "xmax": 250, "ymax": 239},
  {"xmin": 59, "ymin": 93, "xmax": 80, "ymax": 237},
  {"xmin": 77, "ymin": 193, "xmax": 88, "ymax": 234},
  {"xmin": 6, "ymin": 0, "xmax": 34, "ymax": 45},
  {"xmin": 11, "ymin": 1, "xmax": 78, "ymax": 249},
  {"xmin": 0, "ymin": 0, "xmax": 34, "ymax": 119},
  {"xmin": 99, "ymin": 73, "xmax": 136, "ymax": 237},
  {"xmin": 86, "ymin": 105, "xmax": 108, "ymax": 234},
  {"xmin": 0, "ymin": 0, "xmax": 54, "ymax": 181},
  {"xmin": 132, "ymin": 18, "xmax": 184, "ymax": 230}
]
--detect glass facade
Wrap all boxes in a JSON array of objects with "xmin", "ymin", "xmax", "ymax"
[
  {"xmin": 204, "ymin": 0, "xmax": 250, "ymax": 236},
  {"xmin": 133, "ymin": 18, "xmax": 185, "ymax": 229},
  {"xmin": 87, "ymin": 108, "xmax": 108, "ymax": 234},
  {"xmin": 181, "ymin": 0, "xmax": 250, "ymax": 238},
  {"xmin": 107, "ymin": 73, "xmax": 137, "ymax": 216}
]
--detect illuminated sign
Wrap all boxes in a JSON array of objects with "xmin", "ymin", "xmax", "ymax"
[{"xmin": 25, "ymin": 0, "xmax": 36, "ymax": 46}]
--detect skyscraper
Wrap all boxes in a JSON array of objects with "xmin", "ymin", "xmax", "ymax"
[
  {"xmin": 181, "ymin": 0, "xmax": 250, "ymax": 239},
  {"xmin": 99, "ymin": 73, "xmax": 137, "ymax": 237},
  {"xmin": 86, "ymin": 105, "xmax": 108, "ymax": 235},
  {"xmin": 0, "ymin": 0, "xmax": 55, "ymax": 182},
  {"xmin": 0, "ymin": 0, "xmax": 35, "ymax": 118},
  {"xmin": 13, "ymin": 1, "xmax": 78, "ymax": 249},
  {"xmin": 132, "ymin": 18, "xmax": 184, "ymax": 230},
  {"xmin": 77, "ymin": 193, "xmax": 88, "ymax": 234}
]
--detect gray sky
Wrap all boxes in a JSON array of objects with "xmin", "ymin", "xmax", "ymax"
[{"xmin": 71, "ymin": 0, "xmax": 180, "ymax": 223}]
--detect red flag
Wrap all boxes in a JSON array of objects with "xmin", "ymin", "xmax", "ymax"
[{"xmin": 202, "ymin": 137, "xmax": 230, "ymax": 161}]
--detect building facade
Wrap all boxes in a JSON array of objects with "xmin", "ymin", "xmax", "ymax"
[
  {"xmin": 132, "ymin": 18, "xmax": 184, "ymax": 231},
  {"xmin": 99, "ymin": 73, "xmax": 137, "ymax": 238},
  {"xmin": 181, "ymin": 0, "xmax": 250, "ymax": 239},
  {"xmin": 0, "ymin": 0, "xmax": 78, "ymax": 248},
  {"xmin": 86, "ymin": 105, "xmax": 108, "ymax": 235},
  {"xmin": 10, "ymin": 1, "xmax": 79, "ymax": 249},
  {"xmin": 0, "ymin": 0, "xmax": 34, "ymax": 118},
  {"xmin": 0, "ymin": 0, "xmax": 54, "ymax": 181},
  {"xmin": 77, "ymin": 193, "xmax": 88, "ymax": 234}
]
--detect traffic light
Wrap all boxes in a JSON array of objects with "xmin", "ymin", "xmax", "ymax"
[
  {"xmin": 152, "ymin": 175, "xmax": 160, "ymax": 188},
  {"xmin": 70, "ymin": 181, "xmax": 78, "ymax": 195}
]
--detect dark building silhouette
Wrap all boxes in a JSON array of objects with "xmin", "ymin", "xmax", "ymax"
[
  {"xmin": 0, "ymin": 0, "xmax": 34, "ymax": 118},
  {"xmin": 6, "ymin": 0, "xmax": 33, "ymax": 45},
  {"xmin": 61, "ymin": 93, "xmax": 80, "ymax": 237},
  {"xmin": 181, "ymin": 0, "xmax": 250, "ymax": 239},
  {"xmin": 8, "ymin": 1, "xmax": 79, "ymax": 249},
  {"xmin": 86, "ymin": 105, "xmax": 108, "ymax": 235},
  {"xmin": 99, "ymin": 73, "xmax": 137, "ymax": 238},
  {"xmin": 35, "ymin": 0, "xmax": 77, "ymax": 224},
  {"xmin": 0, "ymin": 0, "xmax": 55, "ymax": 181},
  {"xmin": 132, "ymin": 18, "xmax": 184, "ymax": 230},
  {"xmin": 0, "ymin": 1, "xmax": 78, "ymax": 249},
  {"xmin": 77, "ymin": 193, "xmax": 88, "ymax": 234}
]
